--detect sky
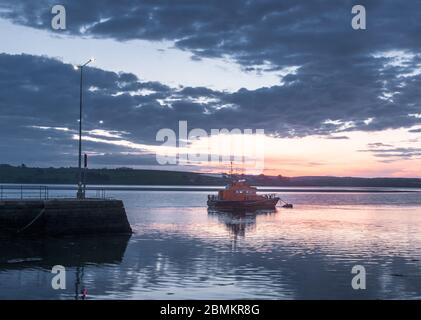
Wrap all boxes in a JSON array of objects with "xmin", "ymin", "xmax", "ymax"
[{"xmin": 0, "ymin": 0, "xmax": 420, "ymax": 177}]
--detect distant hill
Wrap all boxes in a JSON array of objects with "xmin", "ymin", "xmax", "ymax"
[
  {"xmin": 245, "ymin": 175, "xmax": 421, "ymax": 188},
  {"xmin": 0, "ymin": 164, "xmax": 421, "ymax": 188},
  {"xmin": 0, "ymin": 164, "xmax": 223, "ymax": 186}
]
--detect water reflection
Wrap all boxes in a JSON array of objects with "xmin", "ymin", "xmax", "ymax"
[
  {"xmin": 207, "ymin": 208, "xmax": 277, "ymax": 238},
  {"xmin": 1, "ymin": 189, "xmax": 421, "ymax": 299},
  {"xmin": 0, "ymin": 235, "xmax": 130, "ymax": 300},
  {"xmin": 0, "ymin": 235, "xmax": 131, "ymax": 270}
]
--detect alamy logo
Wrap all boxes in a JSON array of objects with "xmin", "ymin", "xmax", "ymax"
[
  {"xmin": 351, "ymin": 265, "xmax": 366, "ymax": 290},
  {"xmin": 351, "ymin": 5, "xmax": 366, "ymax": 30},
  {"xmin": 156, "ymin": 121, "xmax": 265, "ymax": 174},
  {"xmin": 51, "ymin": 265, "xmax": 66, "ymax": 290},
  {"xmin": 51, "ymin": 5, "xmax": 66, "ymax": 30}
]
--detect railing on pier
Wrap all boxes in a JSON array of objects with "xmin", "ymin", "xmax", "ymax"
[{"xmin": 0, "ymin": 185, "xmax": 107, "ymax": 200}]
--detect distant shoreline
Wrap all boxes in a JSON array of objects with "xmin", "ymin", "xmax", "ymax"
[
  {"xmin": 2, "ymin": 184, "xmax": 420, "ymax": 193},
  {"xmin": 1, "ymin": 164, "xmax": 421, "ymax": 189}
]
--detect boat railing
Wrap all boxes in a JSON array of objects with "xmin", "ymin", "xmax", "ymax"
[
  {"xmin": 208, "ymin": 194, "xmax": 218, "ymax": 200},
  {"xmin": 263, "ymin": 193, "xmax": 277, "ymax": 199}
]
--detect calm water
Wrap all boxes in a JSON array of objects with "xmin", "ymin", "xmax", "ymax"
[{"xmin": 1, "ymin": 188, "xmax": 421, "ymax": 299}]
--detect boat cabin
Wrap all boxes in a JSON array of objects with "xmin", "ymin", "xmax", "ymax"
[{"xmin": 217, "ymin": 180, "xmax": 261, "ymax": 201}]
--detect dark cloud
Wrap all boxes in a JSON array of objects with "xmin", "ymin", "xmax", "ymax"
[
  {"xmin": 359, "ymin": 144, "xmax": 421, "ymax": 161},
  {"xmin": 2, "ymin": 0, "xmax": 421, "ymax": 67},
  {"xmin": 0, "ymin": 53, "xmax": 266, "ymax": 166},
  {"xmin": 325, "ymin": 136, "xmax": 349, "ymax": 140},
  {"xmin": 0, "ymin": 51, "xmax": 420, "ymax": 166},
  {"xmin": 0, "ymin": 1, "xmax": 420, "ymax": 135},
  {"xmin": 0, "ymin": 1, "xmax": 421, "ymax": 167},
  {"xmin": 367, "ymin": 143, "xmax": 394, "ymax": 148}
]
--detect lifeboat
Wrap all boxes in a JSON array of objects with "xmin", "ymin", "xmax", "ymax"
[{"xmin": 207, "ymin": 179, "xmax": 279, "ymax": 211}]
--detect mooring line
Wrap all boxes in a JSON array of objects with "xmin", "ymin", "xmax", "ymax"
[{"xmin": 16, "ymin": 205, "xmax": 46, "ymax": 234}]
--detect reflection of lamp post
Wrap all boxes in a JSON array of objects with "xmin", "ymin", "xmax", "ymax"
[{"xmin": 75, "ymin": 58, "xmax": 94, "ymax": 199}]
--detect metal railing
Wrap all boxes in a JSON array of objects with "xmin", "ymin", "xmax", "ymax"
[
  {"xmin": 0, "ymin": 185, "xmax": 107, "ymax": 200},
  {"xmin": 0, "ymin": 185, "xmax": 49, "ymax": 200}
]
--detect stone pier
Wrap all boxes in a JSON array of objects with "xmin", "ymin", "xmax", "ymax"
[{"xmin": 0, "ymin": 199, "xmax": 132, "ymax": 237}]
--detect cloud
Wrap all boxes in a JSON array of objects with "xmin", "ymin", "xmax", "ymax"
[
  {"xmin": 367, "ymin": 143, "xmax": 394, "ymax": 148},
  {"xmin": 1, "ymin": 1, "xmax": 421, "ymax": 135},
  {"xmin": 0, "ymin": 52, "xmax": 420, "ymax": 167},
  {"xmin": 325, "ymin": 136, "xmax": 349, "ymax": 140},
  {"xmin": 1, "ymin": 1, "xmax": 421, "ymax": 167},
  {"xmin": 2, "ymin": 1, "xmax": 421, "ymax": 67},
  {"xmin": 360, "ymin": 143, "xmax": 421, "ymax": 161}
]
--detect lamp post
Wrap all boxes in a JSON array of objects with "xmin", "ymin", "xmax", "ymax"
[{"xmin": 75, "ymin": 58, "xmax": 94, "ymax": 199}]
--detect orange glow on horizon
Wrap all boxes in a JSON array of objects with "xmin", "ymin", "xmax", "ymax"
[{"xmin": 182, "ymin": 126, "xmax": 421, "ymax": 178}]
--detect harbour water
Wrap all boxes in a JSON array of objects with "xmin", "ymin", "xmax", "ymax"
[{"xmin": 1, "ymin": 187, "xmax": 421, "ymax": 299}]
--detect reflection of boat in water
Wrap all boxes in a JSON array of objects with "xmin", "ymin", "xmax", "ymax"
[
  {"xmin": 208, "ymin": 208, "xmax": 276, "ymax": 237},
  {"xmin": 207, "ymin": 179, "xmax": 279, "ymax": 211}
]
